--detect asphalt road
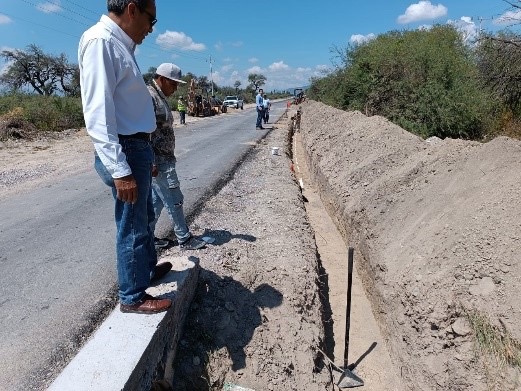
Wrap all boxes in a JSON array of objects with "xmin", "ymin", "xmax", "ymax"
[{"xmin": 0, "ymin": 101, "xmax": 287, "ymax": 390}]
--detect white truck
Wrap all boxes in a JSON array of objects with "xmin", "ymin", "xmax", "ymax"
[{"xmin": 223, "ymin": 95, "xmax": 244, "ymax": 110}]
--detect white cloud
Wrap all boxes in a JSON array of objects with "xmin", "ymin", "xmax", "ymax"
[
  {"xmin": 495, "ymin": 10, "xmax": 521, "ymax": 26},
  {"xmin": 36, "ymin": 1, "xmax": 62, "ymax": 13},
  {"xmin": 350, "ymin": 33, "xmax": 376, "ymax": 45},
  {"xmin": 448, "ymin": 16, "xmax": 478, "ymax": 42},
  {"xmin": 248, "ymin": 57, "xmax": 259, "ymax": 64},
  {"xmin": 231, "ymin": 41, "xmax": 243, "ymax": 48},
  {"xmin": 214, "ymin": 41, "xmax": 223, "ymax": 51},
  {"xmin": 212, "ymin": 62, "xmax": 327, "ymax": 92},
  {"xmin": 268, "ymin": 61, "xmax": 289, "ymax": 71},
  {"xmin": 0, "ymin": 47, "xmax": 15, "ymax": 76},
  {"xmin": 398, "ymin": 1, "xmax": 447, "ymax": 24},
  {"xmin": 418, "ymin": 24, "xmax": 433, "ymax": 30},
  {"xmin": 156, "ymin": 31, "xmax": 205, "ymax": 51},
  {"xmin": 0, "ymin": 14, "xmax": 12, "ymax": 24},
  {"xmin": 247, "ymin": 66, "xmax": 263, "ymax": 74}
]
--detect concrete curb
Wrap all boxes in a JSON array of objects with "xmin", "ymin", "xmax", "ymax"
[{"xmin": 49, "ymin": 255, "xmax": 200, "ymax": 391}]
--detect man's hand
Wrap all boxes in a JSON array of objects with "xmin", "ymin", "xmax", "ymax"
[
  {"xmin": 152, "ymin": 164, "xmax": 158, "ymax": 177},
  {"xmin": 114, "ymin": 175, "xmax": 138, "ymax": 204}
]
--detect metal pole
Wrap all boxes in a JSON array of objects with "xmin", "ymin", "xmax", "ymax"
[
  {"xmin": 344, "ymin": 247, "xmax": 354, "ymax": 368},
  {"xmin": 209, "ymin": 55, "xmax": 214, "ymax": 96}
]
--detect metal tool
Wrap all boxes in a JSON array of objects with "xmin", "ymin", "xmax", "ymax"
[{"xmin": 337, "ymin": 247, "xmax": 364, "ymax": 388}]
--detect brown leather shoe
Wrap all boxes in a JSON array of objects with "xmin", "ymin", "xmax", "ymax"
[
  {"xmin": 120, "ymin": 294, "xmax": 171, "ymax": 314},
  {"xmin": 151, "ymin": 262, "xmax": 172, "ymax": 282}
]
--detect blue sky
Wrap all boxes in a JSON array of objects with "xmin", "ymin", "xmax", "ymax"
[{"xmin": 0, "ymin": 0, "xmax": 520, "ymax": 92}]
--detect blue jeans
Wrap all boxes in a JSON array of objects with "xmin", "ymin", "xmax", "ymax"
[
  {"xmin": 94, "ymin": 139, "xmax": 157, "ymax": 305},
  {"xmin": 256, "ymin": 108, "xmax": 264, "ymax": 128},
  {"xmin": 179, "ymin": 110, "xmax": 186, "ymax": 124},
  {"xmin": 151, "ymin": 157, "xmax": 190, "ymax": 243}
]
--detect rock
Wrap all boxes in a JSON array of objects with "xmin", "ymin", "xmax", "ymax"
[
  {"xmin": 469, "ymin": 277, "xmax": 495, "ymax": 296},
  {"xmin": 452, "ymin": 318, "xmax": 472, "ymax": 336}
]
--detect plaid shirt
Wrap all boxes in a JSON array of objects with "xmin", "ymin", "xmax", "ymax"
[{"xmin": 147, "ymin": 80, "xmax": 176, "ymax": 159}]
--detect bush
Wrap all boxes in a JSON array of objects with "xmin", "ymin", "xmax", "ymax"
[
  {"xmin": 309, "ymin": 26, "xmax": 499, "ymax": 140},
  {"xmin": 0, "ymin": 93, "xmax": 84, "ymax": 132}
]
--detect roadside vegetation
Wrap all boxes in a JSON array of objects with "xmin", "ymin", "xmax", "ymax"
[
  {"xmin": 466, "ymin": 309, "xmax": 521, "ymax": 370},
  {"xmin": 307, "ymin": 25, "xmax": 521, "ymax": 141},
  {"xmin": 0, "ymin": 45, "xmax": 288, "ymax": 139}
]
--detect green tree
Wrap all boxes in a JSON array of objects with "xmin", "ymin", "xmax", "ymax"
[
  {"xmin": 142, "ymin": 66, "xmax": 157, "ymax": 85},
  {"xmin": 0, "ymin": 44, "xmax": 79, "ymax": 96},
  {"xmin": 247, "ymin": 73, "xmax": 266, "ymax": 91},
  {"xmin": 309, "ymin": 25, "xmax": 491, "ymax": 139},
  {"xmin": 476, "ymin": 31, "xmax": 521, "ymax": 113}
]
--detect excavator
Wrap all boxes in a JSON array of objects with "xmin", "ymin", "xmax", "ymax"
[{"xmin": 293, "ymin": 88, "xmax": 305, "ymax": 105}]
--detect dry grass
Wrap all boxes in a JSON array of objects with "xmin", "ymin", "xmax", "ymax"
[{"xmin": 466, "ymin": 309, "xmax": 521, "ymax": 368}]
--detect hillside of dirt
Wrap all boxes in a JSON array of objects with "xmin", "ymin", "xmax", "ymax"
[{"xmin": 299, "ymin": 100, "xmax": 521, "ymax": 390}]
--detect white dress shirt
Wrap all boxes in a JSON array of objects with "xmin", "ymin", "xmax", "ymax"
[{"xmin": 78, "ymin": 15, "xmax": 155, "ymax": 178}]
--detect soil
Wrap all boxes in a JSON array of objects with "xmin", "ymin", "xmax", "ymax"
[{"xmin": 2, "ymin": 100, "xmax": 521, "ymax": 391}]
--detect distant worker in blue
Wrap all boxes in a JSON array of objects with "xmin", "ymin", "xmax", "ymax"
[{"xmin": 255, "ymin": 88, "xmax": 264, "ymax": 130}]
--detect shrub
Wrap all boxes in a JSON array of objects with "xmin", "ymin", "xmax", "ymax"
[
  {"xmin": 309, "ymin": 26, "xmax": 499, "ymax": 140},
  {"xmin": 0, "ymin": 93, "xmax": 84, "ymax": 132}
]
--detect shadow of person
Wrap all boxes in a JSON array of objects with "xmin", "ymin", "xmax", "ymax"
[
  {"xmin": 172, "ymin": 269, "xmax": 282, "ymax": 389},
  {"xmin": 201, "ymin": 229, "xmax": 256, "ymax": 246}
]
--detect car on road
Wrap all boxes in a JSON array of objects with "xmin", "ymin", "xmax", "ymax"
[{"xmin": 223, "ymin": 96, "xmax": 244, "ymax": 110}]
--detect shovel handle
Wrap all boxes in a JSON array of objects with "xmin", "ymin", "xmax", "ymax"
[{"xmin": 344, "ymin": 247, "xmax": 354, "ymax": 368}]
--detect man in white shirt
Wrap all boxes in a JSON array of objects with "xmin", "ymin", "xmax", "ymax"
[
  {"xmin": 255, "ymin": 88, "xmax": 264, "ymax": 130},
  {"xmin": 78, "ymin": 0, "xmax": 172, "ymax": 314}
]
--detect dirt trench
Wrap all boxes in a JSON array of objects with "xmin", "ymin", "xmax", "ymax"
[
  {"xmin": 298, "ymin": 101, "xmax": 521, "ymax": 391},
  {"xmin": 168, "ymin": 106, "xmax": 404, "ymax": 390}
]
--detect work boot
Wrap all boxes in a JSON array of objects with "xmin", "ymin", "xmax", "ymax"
[{"xmin": 179, "ymin": 235, "xmax": 206, "ymax": 250}]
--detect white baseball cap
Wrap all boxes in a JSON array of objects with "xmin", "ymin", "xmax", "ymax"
[{"xmin": 155, "ymin": 63, "xmax": 187, "ymax": 84}]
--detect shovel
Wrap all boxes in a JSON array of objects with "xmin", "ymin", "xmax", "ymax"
[{"xmin": 336, "ymin": 247, "xmax": 364, "ymax": 388}]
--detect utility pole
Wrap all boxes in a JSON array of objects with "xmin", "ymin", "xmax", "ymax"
[
  {"xmin": 477, "ymin": 16, "xmax": 493, "ymax": 35},
  {"xmin": 207, "ymin": 55, "xmax": 214, "ymax": 96}
]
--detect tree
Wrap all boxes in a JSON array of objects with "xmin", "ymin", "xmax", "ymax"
[
  {"xmin": 0, "ymin": 44, "xmax": 79, "ymax": 96},
  {"xmin": 234, "ymin": 80, "xmax": 241, "ymax": 94},
  {"xmin": 142, "ymin": 66, "xmax": 157, "ymax": 85},
  {"xmin": 247, "ymin": 73, "xmax": 266, "ymax": 91},
  {"xmin": 309, "ymin": 25, "xmax": 492, "ymax": 139},
  {"xmin": 476, "ymin": 31, "xmax": 521, "ymax": 113}
]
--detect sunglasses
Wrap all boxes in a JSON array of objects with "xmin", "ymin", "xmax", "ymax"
[{"xmin": 132, "ymin": 2, "xmax": 157, "ymax": 27}]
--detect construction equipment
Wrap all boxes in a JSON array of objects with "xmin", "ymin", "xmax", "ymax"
[
  {"xmin": 293, "ymin": 88, "xmax": 305, "ymax": 105},
  {"xmin": 187, "ymin": 79, "xmax": 212, "ymax": 117}
]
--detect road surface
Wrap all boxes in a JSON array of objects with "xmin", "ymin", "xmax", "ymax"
[{"xmin": 0, "ymin": 101, "xmax": 286, "ymax": 390}]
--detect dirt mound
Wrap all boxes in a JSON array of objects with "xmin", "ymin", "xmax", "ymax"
[{"xmin": 300, "ymin": 100, "xmax": 521, "ymax": 390}]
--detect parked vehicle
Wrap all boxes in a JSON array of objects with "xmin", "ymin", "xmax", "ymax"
[{"xmin": 223, "ymin": 95, "xmax": 244, "ymax": 109}]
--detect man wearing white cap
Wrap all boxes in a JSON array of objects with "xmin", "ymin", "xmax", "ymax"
[{"xmin": 148, "ymin": 63, "xmax": 206, "ymax": 251}]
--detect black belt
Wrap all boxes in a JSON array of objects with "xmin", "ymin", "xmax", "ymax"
[{"xmin": 118, "ymin": 132, "xmax": 151, "ymax": 141}]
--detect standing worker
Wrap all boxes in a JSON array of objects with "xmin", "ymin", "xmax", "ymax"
[
  {"xmin": 178, "ymin": 96, "xmax": 187, "ymax": 125},
  {"xmin": 255, "ymin": 88, "xmax": 264, "ymax": 130},
  {"xmin": 263, "ymin": 93, "xmax": 271, "ymax": 124},
  {"xmin": 147, "ymin": 63, "xmax": 206, "ymax": 251},
  {"xmin": 78, "ymin": 0, "xmax": 172, "ymax": 314}
]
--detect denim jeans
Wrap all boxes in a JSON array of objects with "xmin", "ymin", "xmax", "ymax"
[
  {"xmin": 94, "ymin": 138, "xmax": 157, "ymax": 305},
  {"xmin": 179, "ymin": 110, "xmax": 186, "ymax": 124},
  {"xmin": 256, "ymin": 108, "xmax": 264, "ymax": 128},
  {"xmin": 151, "ymin": 157, "xmax": 191, "ymax": 243}
]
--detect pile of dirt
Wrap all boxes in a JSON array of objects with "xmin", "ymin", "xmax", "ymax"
[{"xmin": 299, "ymin": 100, "xmax": 521, "ymax": 390}]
